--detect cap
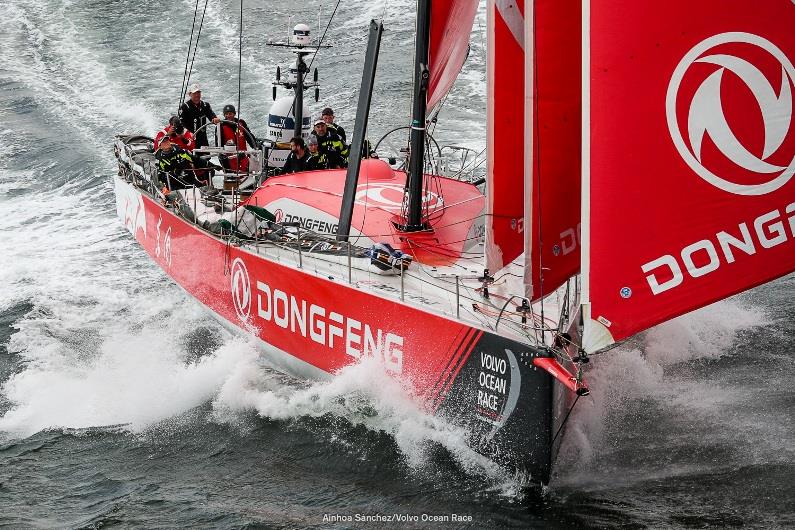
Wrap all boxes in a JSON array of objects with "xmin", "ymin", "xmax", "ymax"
[
  {"xmin": 321, "ymin": 107, "xmax": 334, "ymax": 116},
  {"xmin": 223, "ymin": 104, "xmax": 236, "ymax": 114},
  {"xmin": 159, "ymin": 135, "xmax": 172, "ymax": 143},
  {"xmin": 307, "ymin": 135, "xmax": 318, "ymax": 145},
  {"xmin": 314, "ymin": 119, "xmax": 325, "ymax": 126},
  {"xmin": 187, "ymin": 83, "xmax": 201, "ymax": 94}
]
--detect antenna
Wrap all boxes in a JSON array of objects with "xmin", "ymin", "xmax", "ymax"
[{"xmin": 267, "ymin": 24, "xmax": 332, "ymax": 138}]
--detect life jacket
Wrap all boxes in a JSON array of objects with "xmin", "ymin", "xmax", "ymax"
[{"xmin": 219, "ymin": 119, "xmax": 251, "ymax": 173}]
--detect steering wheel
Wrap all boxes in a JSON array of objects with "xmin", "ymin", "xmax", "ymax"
[{"xmin": 194, "ymin": 119, "xmax": 258, "ymax": 149}]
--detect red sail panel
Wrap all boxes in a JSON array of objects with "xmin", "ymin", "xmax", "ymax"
[
  {"xmin": 523, "ymin": 0, "xmax": 582, "ymax": 300},
  {"xmin": 485, "ymin": 0, "xmax": 525, "ymax": 272},
  {"xmin": 426, "ymin": 0, "xmax": 480, "ymax": 110},
  {"xmin": 583, "ymin": 0, "xmax": 795, "ymax": 350}
]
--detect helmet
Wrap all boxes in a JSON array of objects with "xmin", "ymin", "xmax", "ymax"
[{"xmin": 223, "ymin": 104, "xmax": 236, "ymax": 114}]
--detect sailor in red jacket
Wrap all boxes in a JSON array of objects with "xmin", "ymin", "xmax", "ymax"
[
  {"xmin": 219, "ymin": 104, "xmax": 251, "ymax": 173},
  {"xmin": 154, "ymin": 116, "xmax": 195, "ymax": 151}
]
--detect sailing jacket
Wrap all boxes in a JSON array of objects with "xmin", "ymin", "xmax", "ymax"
[
  {"xmin": 179, "ymin": 99, "xmax": 217, "ymax": 148},
  {"xmin": 282, "ymin": 151, "xmax": 311, "ymax": 174},
  {"xmin": 155, "ymin": 146, "xmax": 196, "ymax": 187},
  {"xmin": 219, "ymin": 118, "xmax": 251, "ymax": 145},
  {"xmin": 307, "ymin": 152, "xmax": 326, "ymax": 171},
  {"xmin": 311, "ymin": 129, "xmax": 348, "ymax": 169},
  {"xmin": 219, "ymin": 118, "xmax": 251, "ymax": 173},
  {"xmin": 154, "ymin": 128, "xmax": 195, "ymax": 151}
]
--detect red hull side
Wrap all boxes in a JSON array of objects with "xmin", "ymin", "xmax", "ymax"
[{"xmin": 115, "ymin": 176, "xmax": 556, "ymax": 481}]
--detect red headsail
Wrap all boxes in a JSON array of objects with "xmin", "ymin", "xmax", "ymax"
[
  {"xmin": 485, "ymin": 0, "xmax": 526, "ymax": 273},
  {"xmin": 523, "ymin": 0, "xmax": 582, "ymax": 300},
  {"xmin": 426, "ymin": 0, "xmax": 480, "ymax": 110},
  {"xmin": 486, "ymin": 0, "xmax": 581, "ymax": 301},
  {"xmin": 582, "ymin": 0, "xmax": 795, "ymax": 351}
]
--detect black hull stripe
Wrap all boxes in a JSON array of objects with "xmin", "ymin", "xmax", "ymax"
[{"xmin": 431, "ymin": 330, "xmax": 483, "ymax": 411}]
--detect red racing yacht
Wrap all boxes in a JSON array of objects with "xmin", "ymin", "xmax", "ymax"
[{"xmin": 114, "ymin": 0, "xmax": 795, "ymax": 485}]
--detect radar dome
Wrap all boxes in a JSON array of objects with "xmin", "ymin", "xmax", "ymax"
[{"xmin": 292, "ymin": 23, "xmax": 311, "ymax": 46}]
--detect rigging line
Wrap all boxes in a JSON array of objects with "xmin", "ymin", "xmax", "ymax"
[
  {"xmin": 531, "ymin": 5, "xmax": 546, "ymax": 337},
  {"xmin": 286, "ymin": 0, "xmax": 342, "ymax": 120},
  {"xmin": 179, "ymin": 0, "xmax": 202, "ymax": 111},
  {"xmin": 183, "ymin": 0, "xmax": 211, "ymax": 104},
  {"xmin": 307, "ymin": 0, "xmax": 340, "ymax": 72},
  {"xmin": 551, "ymin": 394, "xmax": 580, "ymax": 446},
  {"xmin": 237, "ymin": 0, "xmax": 243, "ymax": 121}
]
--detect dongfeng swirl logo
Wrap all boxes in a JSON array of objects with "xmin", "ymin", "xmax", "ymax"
[
  {"xmin": 230, "ymin": 257, "xmax": 251, "ymax": 321},
  {"xmin": 666, "ymin": 32, "xmax": 795, "ymax": 195},
  {"xmin": 354, "ymin": 183, "xmax": 443, "ymax": 212}
]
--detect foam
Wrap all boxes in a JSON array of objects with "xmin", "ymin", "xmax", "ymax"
[
  {"xmin": 0, "ymin": 330, "xmax": 257, "ymax": 437},
  {"xmin": 553, "ymin": 293, "xmax": 771, "ymax": 487},
  {"xmin": 212, "ymin": 356, "xmax": 509, "ymax": 478}
]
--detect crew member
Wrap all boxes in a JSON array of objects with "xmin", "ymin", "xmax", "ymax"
[
  {"xmin": 282, "ymin": 137, "xmax": 310, "ymax": 173},
  {"xmin": 219, "ymin": 104, "xmax": 252, "ymax": 173},
  {"xmin": 321, "ymin": 107, "xmax": 346, "ymax": 143},
  {"xmin": 156, "ymin": 136, "xmax": 204, "ymax": 189},
  {"xmin": 311, "ymin": 119, "xmax": 348, "ymax": 169},
  {"xmin": 154, "ymin": 116, "xmax": 195, "ymax": 151},
  {"xmin": 179, "ymin": 83, "xmax": 220, "ymax": 148},
  {"xmin": 306, "ymin": 135, "xmax": 327, "ymax": 170}
]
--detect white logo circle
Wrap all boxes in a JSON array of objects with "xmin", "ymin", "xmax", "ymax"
[
  {"xmin": 230, "ymin": 257, "xmax": 251, "ymax": 321},
  {"xmin": 354, "ymin": 183, "xmax": 443, "ymax": 212},
  {"xmin": 666, "ymin": 32, "xmax": 795, "ymax": 195}
]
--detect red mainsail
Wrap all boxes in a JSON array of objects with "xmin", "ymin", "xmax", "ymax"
[
  {"xmin": 426, "ymin": 0, "xmax": 480, "ymax": 110},
  {"xmin": 582, "ymin": 0, "xmax": 795, "ymax": 351}
]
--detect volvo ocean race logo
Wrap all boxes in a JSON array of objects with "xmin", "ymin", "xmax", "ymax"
[
  {"xmin": 354, "ymin": 183, "xmax": 443, "ymax": 212},
  {"xmin": 667, "ymin": 32, "xmax": 795, "ymax": 195},
  {"xmin": 230, "ymin": 257, "xmax": 251, "ymax": 321}
]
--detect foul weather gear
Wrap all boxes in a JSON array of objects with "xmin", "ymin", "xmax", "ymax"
[
  {"xmin": 219, "ymin": 118, "xmax": 251, "ymax": 173},
  {"xmin": 311, "ymin": 129, "xmax": 348, "ymax": 169},
  {"xmin": 154, "ymin": 127, "xmax": 195, "ymax": 151},
  {"xmin": 179, "ymin": 99, "xmax": 217, "ymax": 148},
  {"xmin": 282, "ymin": 151, "xmax": 311, "ymax": 174},
  {"xmin": 156, "ymin": 146, "xmax": 203, "ymax": 189}
]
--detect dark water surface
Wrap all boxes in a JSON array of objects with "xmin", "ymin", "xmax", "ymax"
[{"xmin": 1, "ymin": 1, "xmax": 793, "ymax": 528}]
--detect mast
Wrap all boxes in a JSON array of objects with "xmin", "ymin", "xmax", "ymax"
[
  {"xmin": 402, "ymin": 0, "xmax": 433, "ymax": 232},
  {"xmin": 293, "ymin": 53, "xmax": 308, "ymax": 138}
]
